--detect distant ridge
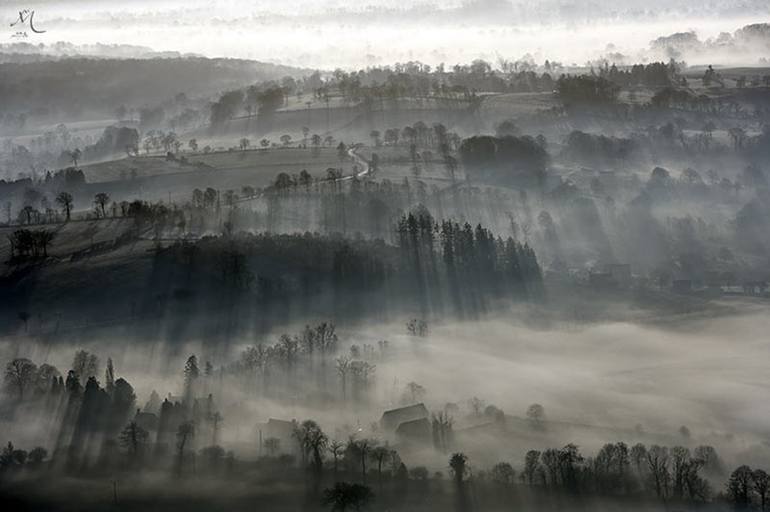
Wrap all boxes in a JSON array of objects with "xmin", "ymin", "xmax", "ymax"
[{"xmin": 0, "ymin": 41, "xmax": 202, "ymax": 62}]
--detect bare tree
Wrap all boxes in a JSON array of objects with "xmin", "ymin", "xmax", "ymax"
[
  {"xmin": 468, "ymin": 396, "xmax": 485, "ymax": 417},
  {"xmin": 328, "ymin": 440, "xmax": 345, "ymax": 477},
  {"xmin": 371, "ymin": 445, "xmax": 391, "ymax": 486},
  {"xmin": 646, "ymin": 445, "xmax": 671, "ymax": 500},
  {"xmin": 526, "ymin": 403, "xmax": 546, "ymax": 430},
  {"xmin": 406, "ymin": 318, "xmax": 429, "ymax": 336},
  {"xmin": 754, "ymin": 469, "xmax": 770, "ymax": 511},
  {"xmin": 490, "ymin": 462, "xmax": 516, "ymax": 486},
  {"xmin": 36, "ymin": 363, "xmax": 60, "ymax": 394},
  {"xmin": 631, "ymin": 443, "xmax": 648, "ymax": 479},
  {"xmin": 68, "ymin": 148, "xmax": 82, "ymax": 167},
  {"xmin": 94, "ymin": 193, "xmax": 110, "ymax": 218},
  {"xmin": 729, "ymin": 465, "xmax": 753, "ymax": 507},
  {"xmin": 314, "ymin": 322, "xmax": 338, "ymax": 355},
  {"xmin": 349, "ymin": 361, "xmax": 375, "ymax": 400},
  {"xmin": 671, "ymin": 446, "xmax": 690, "ymax": 499},
  {"xmin": 55, "ymin": 192, "xmax": 73, "ymax": 221},
  {"xmin": 335, "ymin": 356, "xmax": 351, "ymax": 400},
  {"xmin": 523, "ymin": 450, "xmax": 541, "ymax": 485},
  {"xmin": 4, "ymin": 358, "xmax": 37, "ymax": 400},
  {"xmin": 210, "ymin": 411, "xmax": 223, "ymax": 446},
  {"xmin": 348, "ymin": 438, "xmax": 374, "ymax": 483},
  {"xmin": 176, "ymin": 421, "xmax": 195, "ymax": 475},
  {"xmin": 293, "ymin": 419, "xmax": 328, "ymax": 473},
  {"xmin": 34, "ymin": 230, "xmax": 56, "ymax": 257}
]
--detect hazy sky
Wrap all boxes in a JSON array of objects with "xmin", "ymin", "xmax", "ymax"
[{"xmin": 2, "ymin": 1, "xmax": 769, "ymax": 68}]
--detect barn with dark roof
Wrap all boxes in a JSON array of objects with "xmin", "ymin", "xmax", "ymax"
[{"xmin": 380, "ymin": 403, "xmax": 429, "ymax": 431}]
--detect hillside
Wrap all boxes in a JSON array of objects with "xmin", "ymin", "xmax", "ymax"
[{"xmin": 0, "ymin": 57, "xmax": 309, "ymax": 123}]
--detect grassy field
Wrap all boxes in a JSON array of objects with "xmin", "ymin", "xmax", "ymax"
[
  {"xmin": 358, "ymin": 145, "xmax": 464, "ymax": 186},
  {"xmin": 75, "ymin": 147, "xmax": 355, "ymax": 203},
  {"xmin": 82, "ymin": 148, "xmax": 345, "ymax": 183},
  {"xmin": 77, "ymin": 142, "xmax": 464, "ymax": 205},
  {"xmin": 479, "ymin": 92, "xmax": 559, "ymax": 118},
  {"xmin": 0, "ymin": 218, "xmax": 138, "ymax": 265},
  {"xmin": 11, "ymin": 118, "xmax": 124, "ymax": 146}
]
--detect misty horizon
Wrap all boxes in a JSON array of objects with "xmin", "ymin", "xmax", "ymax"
[{"xmin": 0, "ymin": 1, "xmax": 768, "ymax": 68}]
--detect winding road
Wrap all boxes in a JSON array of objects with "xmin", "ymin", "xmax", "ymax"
[{"xmin": 338, "ymin": 145, "xmax": 372, "ymax": 182}]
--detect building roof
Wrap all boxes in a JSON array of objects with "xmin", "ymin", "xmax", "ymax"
[{"xmin": 380, "ymin": 403, "xmax": 428, "ymax": 430}]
